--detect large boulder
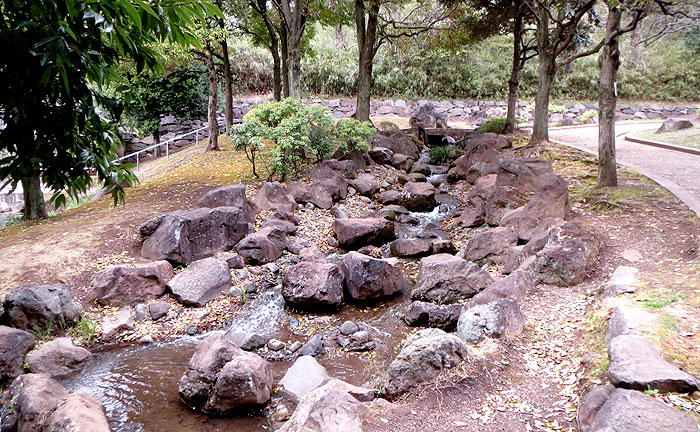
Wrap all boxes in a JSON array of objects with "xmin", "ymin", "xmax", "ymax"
[
  {"xmin": 384, "ymin": 328, "xmax": 468, "ymax": 399},
  {"xmin": 196, "ymin": 185, "xmax": 258, "ymax": 219},
  {"xmin": 288, "ymin": 182, "xmax": 333, "ymax": 209},
  {"xmin": 26, "ymin": 337, "xmax": 92, "ymax": 379},
  {"xmin": 86, "ymin": 260, "xmax": 174, "ymax": 306},
  {"xmin": 100, "ymin": 309, "xmax": 134, "ymax": 340},
  {"xmin": 412, "ymin": 254, "xmax": 493, "ymax": 304},
  {"xmin": 402, "ymin": 182, "xmax": 436, "ymax": 211},
  {"xmin": 496, "ymin": 158, "xmax": 553, "ymax": 192},
  {"xmin": 167, "ymin": 258, "xmax": 232, "ymax": 306},
  {"xmin": 462, "ymin": 227, "xmax": 519, "ymax": 264},
  {"xmin": 140, "ymin": 207, "xmax": 253, "ymax": 264},
  {"xmin": 348, "ymin": 173, "xmax": 379, "ymax": 197},
  {"xmin": 254, "ymin": 182, "xmax": 296, "ymax": 212},
  {"xmin": 607, "ymin": 334, "xmax": 700, "ymax": 393},
  {"xmin": 389, "ymin": 238, "xmax": 432, "ymax": 258},
  {"xmin": 179, "ymin": 333, "xmax": 273, "ymax": 414},
  {"xmin": 391, "ymin": 153, "xmax": 415, "ymax": 172},
  {"xmin": 309, "ymin": 165, "xmax": 349, "ymax": 201},
  {"xmin": 341, "ymin": 252, "xmax": 408, "ymax": 300},
  {"xmin": 319, "ymin": 159, "xmax": 357, "ymax": 179},
  {"xmin": 43, "ymin": 393, "xmax": 111, "ymax": 432},
  {"xmin": 656, "ymin": 118, "xmax": 694, "ymax": 134},
  {"xmin": 577, "ymin": 384, "xmax": 616, "ymax": 432},
  {"xmin": 332, "ymin": 217, "xmax": 395, "ymax": 249},
  {"xmin": 282, "ymin": 261, "xmax": 344, "ymax": 310},
  {"xmin": 278, "ymin": 355, "xmax": 329, "ymax": 402},
  {"xmin": 605, "ymin": 305, "xmax": 657, "ymax": 344},
  {"xmin": 368, "ymin": 147, "xmax": 394, "ymax": 165},
  {"xmin": 261, "ymin": 210, "xmax": 299, "ymax": 235},
  {"xmin": 466, "ymin": 270, "xmax": 533, "ymax": 308},
  {"xmin": 235, "ymin": 226, "xmax": 287, "ymax": 265},
  {"xmin": 410, "ymin": 102, "xmax": 448, "ymax": 128},
  {"xmin": 371, "ymin": 130, "xmax": 420, "ymax": 159},
  {"xmin": 4, "ymin": 373, "xmax": 69, "ymax": 432},
  {"xmin": 588, "ymin": 388, "xmax": 698, "ymax": 432},
  {"xmin": 403, "ymin": 301, "xmax": 462, "ymax": 330},
  {"xmin": 277, "ymin": 379, "xmax": 384, "ymax": 432},
  {"xmin": 0, "ymin": 326, "xmax": 35, "ymax": 385},
  {"xmin": 456, "ymin": 299, "xmax": 526, "ymax": 344},
  {"xmin": 2, "ymin": 283, "xmax": 82, "ymax": 331}
]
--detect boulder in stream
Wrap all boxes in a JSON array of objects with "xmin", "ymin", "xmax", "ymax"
[
  {"xmin": 278, "ymin": 355, "xmax": 330, "ymax": 402},
  {"xmin": 332, "ymin": 217, "xmax": 395, "ymax": 250},
  {"xmin": 282, "ymin": 261, "xmax": 344, "ymax": 310},
  {"xmin": 167, "ymin": 258, "xmax": 232, "ymax": 306},
  {"xmin": 26, "ymin": 337, "xmax": 92, "ymax": 379},
  {"xmin": 401, "ymin": 181, "xmax": 436, "ymax": 211},
  {"xmin": 341, "ymin": 252, "xmax": 408, "ymax": 300},
  {"xmin": 86, "ymin": 260, "xmax": 174, "ymax": 307},
  {"xmin": 3, "ymin": 373, "xmax": 69, "ymax": 432},
  {"xmin": 0, "ymin": 325, "xmax": 35, "ymax": 385},
  {"xmin": 412, "ymin": 254, "xmax": 493, "ymax": 304},
  {"xmin": 43, "ymin": 393, "xmax": 112, "ymax": 432},
  {"xmin": 2, "ymin": 283, "xmax": 82, "ymax": 331}
]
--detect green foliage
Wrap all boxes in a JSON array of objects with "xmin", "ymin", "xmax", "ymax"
[
  {"xmin": 579, "ymin": 109, "xmax": 597, "ymax": 122},
  {"xmin": 0, "ymin": 0, "xmax": 218, "ymax": 214},
  {"xmin": 429, "ymin": 145, "xmax": 457, "ymax": 164},
  {"xmin": 239, "ymin": 99, "xmax": 374, "ymax": 180},
  {"xmin": 28, "ymin": 316, "xmax": 54, "ymax": 340},
  {"xmin": 477, "ymin": 118, "xmax": 508, "ymax": 133},
  {"xmin": 69, "ymin": 315, "xmax": 99, "ymax": 343}
]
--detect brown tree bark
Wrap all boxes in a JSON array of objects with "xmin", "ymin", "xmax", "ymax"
[
  {"xmin": 221, "ymin": 38, "xmax": 234, "ymax": 130},
  {"xmin": 505, "ymin": 0, "xmax": 524, "ymax": 134},
  {"xmin": 280, "ymin": 25, "xmax": 290, "ymax": 98},
  {"xmin": 253, "ymin": 0, "xmax": 282, "ymax": 101},
  {"xmin": 21, "ymin": 176, "xmax": 47, "ymax": 220},
  {"xmin": 205, "ymin": 47, "xmax": 220, "ymax": 152},
  {"xmin": 597, "ymin": 5, "xmax": 622, "ymax": 187},
  {"xmin": 531, "ymin": 7, "xmax": 554, "ymax": 144},
  {"xmin": 354, "ymin": 0, "xmax": 380, "ymax": 122},
  {"xmin": 153, "ymin": 129, "xmax": 162, "ymax": 158},
  {"xmin": 278, "ymin": 0, "xmax": 306, "ymax": 99}
]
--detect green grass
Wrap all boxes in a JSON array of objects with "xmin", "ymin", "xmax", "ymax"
[
  {"xmin": 634, "ymin": 125, "xmax": 700, "ymax": 150},
  {"xmin": 635, "ymin": 289, "xmax": 680, "ymax": 309}
]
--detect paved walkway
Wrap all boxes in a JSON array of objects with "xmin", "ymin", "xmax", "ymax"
[{"xmin": 549, "ymin": 122, "xmax": 700, "ymax": 218}]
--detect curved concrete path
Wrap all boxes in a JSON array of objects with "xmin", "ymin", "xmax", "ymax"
[{"xmin": 549, "ymin": 122, "xmax": 700, "ymax": 218}]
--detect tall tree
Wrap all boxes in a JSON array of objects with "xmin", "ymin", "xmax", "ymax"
[
  {"xmin": 0, "ymin": 0, "xmax": 217, "ymax": 220},
  {"xmin": 275, "ymin": 0, "xmax": 308, "ymax": 98}
]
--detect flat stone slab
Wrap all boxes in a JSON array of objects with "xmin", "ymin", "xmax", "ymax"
[
  {"xmin": 605, "ymin": 305, "xmax": 657, "ymax": 344},
  {"xmin": 601, "ymin": 266, "xmax": 640, "ymax": 299},
  {"xmin": 278, "ymin": 355, "xmax": 329, "ymax": 402},
  {"xmin": 608, "ymin": 334, "xmax": 700, "ymax": 393}
]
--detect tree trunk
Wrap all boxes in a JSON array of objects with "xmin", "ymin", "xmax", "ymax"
[
  {"xmin": 206, "ymin": 49, "xmax": 220, "ymax": 151},
  {"xmin": 354, "ymin": 0, "xmax": 379, "ymax": 122},
  {"xmin": 505, "ymin": 1, "xmax": 524, "ymax": 134},
  {"xmin": 271, "ymin": 45, "xmax": 282, "ymax": 101},
  {"xmin": 531, "ymin": 6, "xmax": 554, "ymax": 144},
  {"xmin": 154, "ymin": 129, "xmax": 162, "ymax": 158},
  {"xmin": 21, "ymin": 176, "xmax": 47, "ymax": 220},
  {"xmin": 280, "ymin": 25, "xmax": 290, "ymax": 98},
  {"xmin": 221, "ymin": 38, "xmax": 234, "ymax": 130},
  {"xmin": 335, "ymin": 24, "xmax": 344, "ymax": 49},
  {"xmin": 597, "ymin": 5, "xmax": 622, "ymax": 187},
  {"xmin": 279, "ymin": 0, "xmax": 305, "ymax": 99},
  {"xmin": 288, "ymin": 44, "xmax": 302, "ymax": 99}
]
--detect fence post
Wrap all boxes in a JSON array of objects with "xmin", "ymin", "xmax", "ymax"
[
  {"xmin": 136, "ymin": 153, "xmax": 139, "ymax": 172},
  {"xmin": 166, "ymin": 142, "xmax": 169, "ymax": 159},
  {"xmin": 196, "ymin": 130, "xmax": 199, "ymax": 146}
]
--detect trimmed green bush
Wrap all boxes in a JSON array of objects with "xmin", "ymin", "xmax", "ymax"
[{"xmin": 477, "ymin": 118, "xmax": 508, "ymax": 133}]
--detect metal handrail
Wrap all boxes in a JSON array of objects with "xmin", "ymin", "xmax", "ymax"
[{"xmin": 114, "ymin": 119, "xmax": 226, "ymax": 170}]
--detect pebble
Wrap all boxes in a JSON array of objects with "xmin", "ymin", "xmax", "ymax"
[
  {"xmin": 265, "ymin": 263, "xmax": 279, "ymax": 273},
  {"xmin": 327, "ymin": 236, "xmax": 339, "ymax": 248},
  {"xmin": 305, "ymin": 202, "xmax": 314, "ymax": 209},
  {"xmin": 193, "ymin": 310, "xmax": 207, "ymax": 320},
  {"xmin": 245, "ymin": 282, "xmax": 258, "ymax": 294},
  {"xmin": 235, "ymin": 269, "xmax": 248, "ymax": 280},
  {"xmin": 288, "ymin": 341, "xmax": 303, "ymax": 352},
  {"xmin": 267, "ymin": 339, "xmax": 286, "ymax": 351},
  {"xmin": 348, "ymin": 187, "xmax": 357, "ymax": 195},
  {"xmin": 186, "ymin": 326, "xmax": 198, "ymax": 336},
  {"xmin": 340, "ymin": 320, "xmax": 359, "ymax": 336},
  {"xmin": 359, "ymin": 196, "xmax": 371, "ymax": 203},
  {"xmin": 229, "ymin": 286, "xmax": 243, "ymax": 297},
  {"xmin": 299, "ymin": 334, "xmax": 324, "ymax": 356},
  {"xmin": 134, "ymin": 304, "xmax": 147, "ymax": 322},
  {"xmin": 139, "ymin": 335, "xmax": 154, "ymax": 344}
]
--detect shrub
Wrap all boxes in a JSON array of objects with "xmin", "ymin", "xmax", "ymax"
[
  {"xmin": 429, "ymin": 145, "xmax": 457, "ymax": 164},
  {"xmin": 477, "ymin": 118, "xmax": 508, "ymax": 133},
  {"xmin": 579, "ymin": 109, "xmax": 598, "ymax": 123}
]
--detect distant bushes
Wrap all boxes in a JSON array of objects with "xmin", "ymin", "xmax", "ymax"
[{"xmin": 477, "ymin": 118, "xmax": 508, "ymax": 133}]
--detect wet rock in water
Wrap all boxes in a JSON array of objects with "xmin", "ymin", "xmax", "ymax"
[
  {"xmin": 3, "ymin": 373, "xmax": 69, "ymax": 432},
  {"xmin": 431, "ymin": 239, "xmax": 457, "ymax": 255},
  {"xmin": 2, "ymin": 283, "xmax": 82, "ymax": 331},
  {"xmin": 278, "ymin": 355, "xmax": 330, "ymax": 402},
  {"xmin": 167, "ymin": 258, "xmax": 232, "ymax": 306},
  {"xmin": 341, "ymin": 252, "xmax": 408, "ymax": 300},
  {"xmin": 26, "ymin": 337, "xmax": 91, "ymax": 379},
  {"xmin": 348, "ymin": 173, "xmax": 379, "ymax": 197},
  {"xmin": 235, "ymin": 227, "xmax": 287, "ymax": 265},
  {"xmin": 374, "ymin": 204, "xmax": 409, "ymax": 221},
  {"xmin": 86, "ymin": 260, "xmax": 173, "ymax": 307},
  {"xmin": 577, "ymin": 384, "xmax": 616, "ymax": 432},
  {"xmin": 228, "ymin": 331, "xmax": 269, "ymax": 350},
  {"xmin": 466, "ymin": 270, "xmax": 533, "ymax": 308},
  {"xmin": 299, "ymin": 334, "xmax": 324, "ymax": 357},
  {"xmin": 601, "ymin": 266, "xmax": 641, "ymax": 299},
  {"xmin": 462, "ymin": 226, "xmax": 519, "ymax": 264},
  {"xmin": 404, "ymin": 301, "xmax": 462, "ymax": 330},
  {"xmin": 255, "ymin": 181, "xmax": 296, "ymax": 212},
  {"xmin": 389, "ymin": 238, "xmax": 432, "ymax": 258},
  {"xmin": 148, "ymin": 300, "xmax": 170, "ymax": 320},
  {"xmin": 412, "ymin": 254, "xmax": 493, "ymax": 304},
  {"xmin": 456, "ymin": 299, "xmax": 526, "ymax": 344},
  {"xmin": 410, "ymin": 162, "xmax": 431, "ymax": 176},
  {"xmin": 43, "ymin": 392, "xmax": 112, "ymax": 432},
  {"xmin": 500, "ymin": 173, "xmax": 570, "ymax": 241},
  {"xmin": 282, "ymin": 261, "xmax": 344, "ymax": 310},
  {"xmin": 340, "ymin": 320, "xmax": 360, "ymax": 336},
  {"xmin": 309, "ymin": 165, "xmax": 349, "ymax": 201},
  {"xmin": 101, "ymin": 309, "xmax": 134, "ymax": 340},
  {"xmin": 384, "ymin": 328, "xmax": 468, "ymax": 399},
  {"xmin": 0, "ymin": 325, "xmax": 35, "ymax": 385},
  {"xmin": 277, "ymin": 379, "xmax": 384, "ymax": 432},
  {"xmin": 179, "ymin": 333, "xmax": 273, "ymax": 414},
  {"xmin": 401, "ymin": 181, "xmax": 436, "ymax": 211},
  {"xmin": 140, "ymin": 207, "xmax": 253, "ymax": 265},
  {"xmin": 332, "ymin": 217, "xmax": 395, "ymax": 250},
  {"xmin": 607, "ymin": 334, "xmax": 700, "ymax": 393},
  {"xmin": 371, "ymin": 130, "xmax": 420, "ymax": 159},
  {"xmin": 377, "ymin": 189, "xmax": 402, "ymax": 205},
  {"xmin": 338, "ymin": 330, "xmax": 376, "ymax": 352},
  {"xmin": 215, "ymin": 252, "xmax": 245, "ymax": 269},
  {"xmin": 410, "ymin": 102, "xmax": 448, "ymax": 129},
  {"xmin": 262, "ymin": 210, "xmax": 300, "ymax": 235},
  {"xmin": 391, "ymin": 153, "xmax": 415, "ymax": 172},
  {"xmin": 588, "ymin": 388, "xmax": 699, "ymax": 432},
  {"xmin": 605, "ymin": 305, "xmax": 657, "ymax": 344},
  {"xmin": 196, "ymin": 185, "xmax": 258, "ymax": 219},
  {"xmin": 656, "ymin": 118, "xmax": 694, "ymax": 134},
  {"xmin": 405, "ymin": 173, "xmax": 427, "ymax": 183},
  {"xmin": 368, "ymin": 146, "xmax": 394, "ymax": 165}
]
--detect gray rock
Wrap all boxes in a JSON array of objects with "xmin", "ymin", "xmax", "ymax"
[
  {"xmin": 254, "ymin": 182, "xmax": 296, "ymax": 212},
  {"xmin": 589, "ymin": 388, "xmax": 698, "ymax": 432},
  {"xmin": 330, "ymin": 205, "xmax": 349, "ymax": 219},
  {"xmin": 227, "ymin": 331, "xmax": 269, "ymax": 350},
  {"xmin": 197, "ymin": 185, "xmax": 258, "ymax": 219},
  {"xmin": 299, "ymin": 334, "xmax": 324, "ymax": 357},
  {"xmin": 608, "ymin": 334, "xmax": 700, "ymax": 393},
  {"xmin": 389, "ymin": 238, "xmax": 432, "ymax": 257},
  {"xmin": 282, "ymin": 261, "xmax": 344, "ymax": 310},
  {"xmin": 601, "ymin": 266, "xmax": 640, "ymax": 299},
  {"xmin": 332, "ymin": 217, "xmax": 395, "ymax": 250},
  {"xmin": 267, "ymin": 339, "xmax": 286, "ymax": 351},
  {"xmin": 215, "ymin": 252, "xmax": 245, "ymax": 269},
  {"xmin": 26, "ymin": 337, "xmax": 91, "ymax": 379},
  {"xmin": 404, "ymin": 301, "xmax": 462, "ymax": 330},
  {"xmin": 4, "ymin": 373, "xmax": 69, "ymax": 432},
  {"xmin": 384, "ymin": 328, "xmax": 468, "ymax": 399},
  {"xmin": 2, "ymin": 283, "xmax": 82, "ymax": 331},
  {"xmin": 86, "ymin": 260, "xmax": 173, "ymax": 307},
  {"xmin": 412, "ymin": 254, "xmax": 493, "ymax": 304},
  {"xmin": 167, "ymin": 258, "xmax": 232, "ymax": 306},
  {"xmin": 466, "ymin": 270, "xmax": 533, "ymax": 308},
  {"xmin": 148, "ymin": 301, "xmax": 170, "ymax": 320},
  {"xmin": 101, "ymin": 309, "xmax": 134, "ymax": 340},
  {"xmin": 348, "ymin": 174, "xmax": 379, "ymax": 197},
  {"xmin": 577, "ymin": 384, "xmax": 615, "ymax": 432},
  {"xmin": 134, "ymin": 304, "xmax": 147, "ymax": 321},
  {"xmin": 456, "ymin": 299, "xmax": 526, "ymax": 344},
  {"xmin": 606, "ymin": 305, "xmax": 657, "ymax": 344},
  {"xmin": 340, "ymin": 321, "xmax": 360, "ymax": 336},
  {"xmin": 410, "ymin": 102, "xmax": 448, "ymax": 128},
  {"xmin": 0, "ymin": 325, "xmax": 35, "ymax": 385},
  {"xmin": 341, "ymin": 252, "xmax": 408, "ymax": 300},
  {"xmin": 235, "ymin": 226, "xmax": 287, "ymax": 265},
  {"xmin": 278, "ymin": 355, "xmax": 330, "ymax": 402},
  {"xmin": 43, "ymin": 393, "xmax": 112, "ymax": 432},
  {"xmin": 463, "ymin": 227, "xmax": 519, "ymax": 264},
  {"xmin": 656, "ymin": 118, "xmax": 693, "ymax": 134}
]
